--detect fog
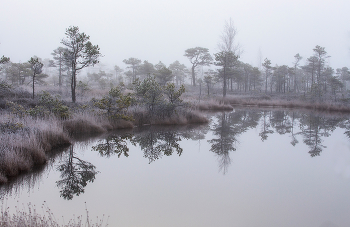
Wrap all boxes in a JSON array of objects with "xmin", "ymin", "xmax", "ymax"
[{"xmin": 1, "ymin": 0, "xmax": 350, "ymax": 69}]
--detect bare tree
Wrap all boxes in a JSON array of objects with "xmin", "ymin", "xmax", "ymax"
[
  {"xmin": 215, "ymin": 18, "xmax": 241, "ymax": 97},
  {"xmin": 218, "ymin": 18, "xmax": 241, "ymax": 55}
]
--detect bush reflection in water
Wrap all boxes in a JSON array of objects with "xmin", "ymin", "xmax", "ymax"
[
  {"xmin": 92, "ymin": 109, "xmax": 350, "ymax": 175},
  {"xmin": 2, "ymin": 109, "xmax": 350, "ymax": 200}
]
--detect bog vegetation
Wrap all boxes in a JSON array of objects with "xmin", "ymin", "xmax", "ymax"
[
  {"xmin": 1, "ymin": 24, "xmax": 350, "ymax": 183},
  {"xmin": 1, "ymin": 22, "xmax": 350, "ymax": 225}
]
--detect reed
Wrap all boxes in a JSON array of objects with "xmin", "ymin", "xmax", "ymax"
[
  {"xmin": 0, "ymin": 115, "xmax": 71, "ymax": 183},
  {"xmin": 0, "ymin": 202, "xmax": 108, "ymax": 227},
  {"xmin": 62, "ymin": 112, "xmax": 134, "ymax": 136},
  {"xmin": 195, "ymin": 99, "xmax": 234, "ymax": 111}
]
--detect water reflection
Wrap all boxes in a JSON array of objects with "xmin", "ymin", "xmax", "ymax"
[
  {"xmin": 56, "ymin": 146, "xmax": 98, "ymax": 200},
  {"xmin": 2, "ymin": 109, "xmax": 350, "ymax": 200},
  {"xmin": 299, "ymin": 113, "xmax": 341, "ymax": 157},
  {"xmin": 290, "ymin": 112, "xmax": 299, "ymax": 146},
  {"xmin": 92, "ymin": 133, "xmax": 133, "ymax": 158},
  {"xmin": 208, "ymin": 110, "xmax": 262, "ymax": 173},
  {"xmin": 130, "ymin": 127, "xmax": 183, "ymax": 163},
  {"xmin": 259, "ymin": 110, "xmax": 274, "ymax": 141},
  {"xmin": 0, "ymin": 147, "xmax": 66, "ymax": 199}
]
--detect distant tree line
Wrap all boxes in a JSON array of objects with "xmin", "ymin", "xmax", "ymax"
[{"xmin": 1, "ymin": 22, "xmax": 349, "ymax": 103}]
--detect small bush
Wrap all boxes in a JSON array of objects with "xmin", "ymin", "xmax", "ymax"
[{"xmin": 0, "ymin": 122, "xmax": 25, "ymax": 134}]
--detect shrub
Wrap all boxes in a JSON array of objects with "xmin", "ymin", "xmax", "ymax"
[
  {"xmin": 38, "ymin": 91, "xmax": 70, "ymax": 119},
  {"xmin": 6, "ymin": 101, "xmax": 27, "ymax": 118},
  {"xmin": 93, "ymin": 86, "xmax": 134, "ymax": 121}
]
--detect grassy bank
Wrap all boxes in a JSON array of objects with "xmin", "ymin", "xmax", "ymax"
[{"xmin": 0, "ymin": 115, "xmax": 71, "ymax": 184}]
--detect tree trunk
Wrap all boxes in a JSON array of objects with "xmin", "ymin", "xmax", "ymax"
[
  {"xmin": 223, "ymin": 65, "xmax": 227, "ymax": 97},
  {"xmin": 192, "ymin": 66, "xmax": 196, "ymax": 86},
  {"xmin": 32, "ymin": 73, "xmax": 35, "ymax": 99},
  {"xmin": 71, "ymin": 69, "xmax": 76, "ymax": 103},
  {"xmin": 59, "ymin": 61, "xmax": 62, "ymax": 87}
]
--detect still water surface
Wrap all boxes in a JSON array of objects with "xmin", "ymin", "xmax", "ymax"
[{"xmin": 1, "ymin": 108, "xmax": 350, "ymax": 227}]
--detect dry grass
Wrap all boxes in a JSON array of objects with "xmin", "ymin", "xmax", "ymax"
[
  {"xmin": 131, "ymin": 106, "xmax": 208, "ymax": 126},
  {"xmin": 195, "ymin": 99, "xmax": 234, "ymax": 111},
  {"xmin": 0, "ymin": 202, "xmax": 108, "ymax": 227},
  {"xmin": 63, "ymin": 112, "xmax": 134, "ymax": 137},
  {"xmin": 63, "ymin": 118, "xmax": 106, "ymax": 136},
  {"xmin": 0, "ymin": 115, "xmax": 71, "ymax": 184},
  {"xmin": 212, "ymin": 94, "xmax": 350, "ymax": 113}
]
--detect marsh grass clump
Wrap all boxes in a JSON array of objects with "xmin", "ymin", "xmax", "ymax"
[
  {"xmin": 0, "ymin": 115, "xmax": 71, "ymax": 183},
  {"xmin": 63, "ymin": 118, "xmax": 106, "ymax": 136},
  {"xmin": 62, "ymin": 112, "xmax": 134, "ymax": 138},
  {"xmin": 0, "ymin": 202, "xmax": 108, "ymax": 227},
  {"xmin": 195, "ymin": 99, "xmax": 233, "ymax": 111}
]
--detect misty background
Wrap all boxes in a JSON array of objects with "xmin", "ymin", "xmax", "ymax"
[{"xmin": 1, "ymin": 0, "xmax": 349, "ymax": 70}]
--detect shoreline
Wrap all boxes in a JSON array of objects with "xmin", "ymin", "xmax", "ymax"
[{"xmin": 2, "ymin": 93, "xmax": 350, "ymax": 184}]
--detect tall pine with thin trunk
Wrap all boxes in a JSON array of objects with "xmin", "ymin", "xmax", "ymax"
[{"xmin": 61, "ymin": 26, "xmax": 101, "ymax": 103}]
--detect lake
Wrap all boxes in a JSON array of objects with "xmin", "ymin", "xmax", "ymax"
[{"xmin": 1, "ymin": 108, "xmax": 350, "ymax": 227}]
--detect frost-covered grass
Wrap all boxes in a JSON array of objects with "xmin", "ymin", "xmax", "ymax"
[
  {"xmin": 219, "ymin": 94, "xmax": 350, "ymax": 112},
  {"xmin": 131, "ymin": 106, "xmax": 208, "ymax": 126},
  {"xmin": 0, "ymin": 202, "xmax": 108, "ymax": 227},
  {"xmin": 0, "ymin": 114, "xmax": 71, "ymax": 184}
]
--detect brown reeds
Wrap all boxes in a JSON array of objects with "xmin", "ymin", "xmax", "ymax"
[
  {"xmin": 214, "ymin": 95, "xmax": 350, "ymax": 113},
  {"xmin": 131, "ymin": 106, "xmax": 208, "ymax": 126},
  {"xmin": 195, "ymin": 99, "xmax": 234, "ymax": 111},
  {"xmin": 63, "ymin": 118, "xmax": 106, "ymax": 135},
  {"xmin": 63, "ymin": 113, "xmax": 134, "ymax": 137},
  {"xmin": 0, "ymin": 115, "xmax": 71, "ymax": 184}
]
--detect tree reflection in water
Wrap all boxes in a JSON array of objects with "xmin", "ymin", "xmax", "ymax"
[
  {"xmin": 56, "ymin": 146, "xmax": 98, "ymax": 200},
  {"xmin": 208, "ymin": 110, "xmax": 261, "ymax": 174},
  {"xmin": 299, "ymin": 113, "xmax": 340, "ymax": 157},
  {"xmin": 2, "ymin": 109, "xmax": 350, "ymax": 198},
  {"xmin": 91, "ymin": 123, "xmax": 210, "ymax": 165},
  {"xmin": 290, "ymin": 112, "xmax": 300, "ymax": 146},
  {"xmin": 208, "ymin": 112, "xmax": 235, "ymax": 173},
  {"xmin": 259, "ymin": 110, "xmax": 274, "ymax": 141},
  {"xmin": 131, "ymin": 126, "xmax": 184, "ymax": 163},
  {"xmin": 92, "ymin": 133, "xmax": 133, "ymax": 158}
]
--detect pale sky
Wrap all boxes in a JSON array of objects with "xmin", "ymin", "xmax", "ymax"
[{"xmin": 1, "ymin": 0, "xmax": 349, "ymax": 71}]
